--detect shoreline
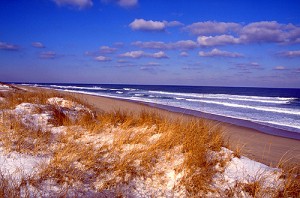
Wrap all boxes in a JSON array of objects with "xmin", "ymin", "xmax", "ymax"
[
  {"xmin": 150, "ymin": 103, "xmax": 300, "ymax": 140},
  {"xmin": 50, "ymin": 88, "xmax": 300, "ymax": 140},
  {"xmin": 20, "ymin": 86, "xmax": 300, "ymax": 166},
  {"xmin": 67, "ymin": 91, "xmax": 300, "ymax": 167}
]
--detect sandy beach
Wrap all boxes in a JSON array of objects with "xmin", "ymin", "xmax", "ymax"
[
  {"xmin": 66, "ymin": 91, "xmax": 300, "ymax": 167},
  {"xmin": 1, "ymin": 84, "xmax": 298, "ymax": 196}
]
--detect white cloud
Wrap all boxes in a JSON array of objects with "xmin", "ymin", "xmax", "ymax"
[
  {"xmin": 186, "ymin": 21, "xmax": 300, "ymax": 45},
  {"xmin": 0, "ymin": 41, "xmax": 20, "ymax": 51},
  {"xmin": 32, "ymin": 42, "xmax": 45, "ymax": 48},
  {"xmin": 119, "ymin": 50, "xmax": 168, "ymax": 59},
  {"xmin": 53, "ymin": 0, "xmax": 93, "ymax": 9},
  {"xmin": 39, "ymin": 51, "xmax": 56, "ymax": 59},
  {"xmin": 119, "ymin": 50, "xmax": 145, "ymax": 58},
  {"xmin": 152, "ymin": 51, "xmax": 168, "ymax": 59},
  {"xmin": 94, "ymin": 55, "xmax": 111, "ymax": 62},
  {"xmin": 129, "ymin": 19, "xmax": 183, "ymax": 32},
  {"xmin": 185, "ymin": 21, "xmax": 241, "ymax": 35},
  {"xmin": 199, "ymin": 48, "xmax": 243, "ymax": 58},
  {"xmin": 239, "ymin": 21, "xmax": 285, "ymax": 43},
  {"xmin": 129, "ymin": 19, "xmax": 166, "ymax": 31},
  {"xmin": 197, "ymin": 35, "xmax": 240, "ymax": 46}
]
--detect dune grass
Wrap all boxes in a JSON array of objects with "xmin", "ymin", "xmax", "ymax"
[{"xmin": 0, "ymin": 87, "xmax": 299, "ymax": 197}]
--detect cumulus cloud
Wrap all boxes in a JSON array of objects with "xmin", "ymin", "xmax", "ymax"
[
  {"xmin": 32, "ymin": 42, "xmax": 45, "ymax": 48},
  {"xmin": 94, "ymin": 55, "xmax": 111, "ymax": 62},
  {"xmin": 132, "ymin": 40, "xmax": 197, "ymax": 50},
  {"xmin": 184, "ymin": 21, "xmax": 241, "ymax": 35},
  {"xmin": 129, "ymin": 19, "xmax": 182, "ymax": 32},
  {"xmin": 199, "ymin": 48, "xmax": 243, "ymax": 58},
  {"xmin": 129, "ymin": 19, "xmax": 166, "ymax": 31},
  {"xmin": 239, "ymin": 21, "xmax": 285, "ymax": 43},
  {"xmin": 119, "ymin": 50, "xmax": 168, "ymax": 59},
  {"xmin": 119, "ymin": 50, "xmax": 145, "ymax": 58},
  {"xmin": 102, "ymin": 0, "xmax": 138, "ymax": 8},
  {"xmin": 197, "ymin": 35, "xmax": 240, "ymax": 46},
  {"xmin": 0, "ymin": 41, "xmax": 20, "ymax": 51},
  {"xmin": 152, "ymin": 51, "xmax": 168, "ymax": 59},
  {"xmin": 180, "ymin": 52, "xmax": 189, "ymax": 57},
  {"xmin": 278, "ymin": 50, "xmax": 300, "ymax": 58},
  {"xmin": 53, "ymin": 0, "xmax": 93, "ymax": 9},
  {"xmin": 99, "ymin": 46, "xmax": 117, "ymax": 54},
  {"xmin": 186, "ymin": 21, "xmax": 300, "ymax": 46},
  {"xmin": 39, "ymin": 51, "xmax": 56, "ymax": 59}
]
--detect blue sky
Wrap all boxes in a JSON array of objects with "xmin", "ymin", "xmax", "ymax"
[{"xmin": 0, "ymin": 0, "xmax": 300, "ymax": 88}]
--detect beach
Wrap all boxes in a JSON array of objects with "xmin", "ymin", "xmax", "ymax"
[
  {"xmin": 64, "ymin": 91, "xmax": 300, "ymax": 167},
  {"xmin": 1, "ymin": 84, "xmax": 298, "ymax": 196}
]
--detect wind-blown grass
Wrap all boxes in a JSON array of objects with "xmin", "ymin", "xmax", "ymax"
[{"xmin": 0, "ymin": 86, "xmax": 299, "ymax": 197}]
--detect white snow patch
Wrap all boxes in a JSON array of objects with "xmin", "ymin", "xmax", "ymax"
[
  {"xmin": 14, "ymin": 103, "xmax": 40, "ymax": 114},
  {"xmin": 0, "ymin": 84, "xmax": 9, "ymax": 88},
  {"xmin": 0, "ymin": 147, "xmax": 48, "ymax": 180},
  {"xmin": 12, "ymin": 103, "xmax": 53, "ymax": 131},
  {"xmin": 47, "ymin": 97, "xmax": 87, "ymax": 112},
  {"xmin": 213, "ymin": 147, "xmax": 283, "ymax": 196}
]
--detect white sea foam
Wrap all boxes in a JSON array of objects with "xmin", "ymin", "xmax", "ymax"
[
  {"xmin": 124, "ymin": 88, "xmax": 138, "ymax": 91},
  {"xmin": 49, "ymin": 85, "xmax": 107, "ymax": 90},
  {"xmin": 149, "ymin": 91, "xmax": 294, "ymax": 104},
  {"xmin": 186, "ymin": 99, "xmax": 300, "ymax": 116}
]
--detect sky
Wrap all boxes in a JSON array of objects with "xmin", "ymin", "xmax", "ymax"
[{"xmin": 0, "ymin": 0, "xmax": 300, "ymax": 88}]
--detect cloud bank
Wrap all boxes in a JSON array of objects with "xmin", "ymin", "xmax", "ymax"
[{"xmin": 185, "ymin": 21, "xmax": 300, "ymax": 46}]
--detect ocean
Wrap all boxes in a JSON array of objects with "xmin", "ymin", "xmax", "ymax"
[{"xmin": 19, "ymin": 83, "xmax": 300, "ymax": 139}]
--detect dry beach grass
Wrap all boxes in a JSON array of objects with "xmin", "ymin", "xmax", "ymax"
[{"xmin": 0, "ymin": 83, "xmax": 299, "ymax": 197}]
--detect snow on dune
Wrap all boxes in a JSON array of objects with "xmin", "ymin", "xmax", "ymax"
[
  {"xmin": 0, "ymin": 94, "xmax": 287, "ymax": 197},
  {"xmin": 0, "ymin": 147, "xmax": 48, "ymax": 180}
]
